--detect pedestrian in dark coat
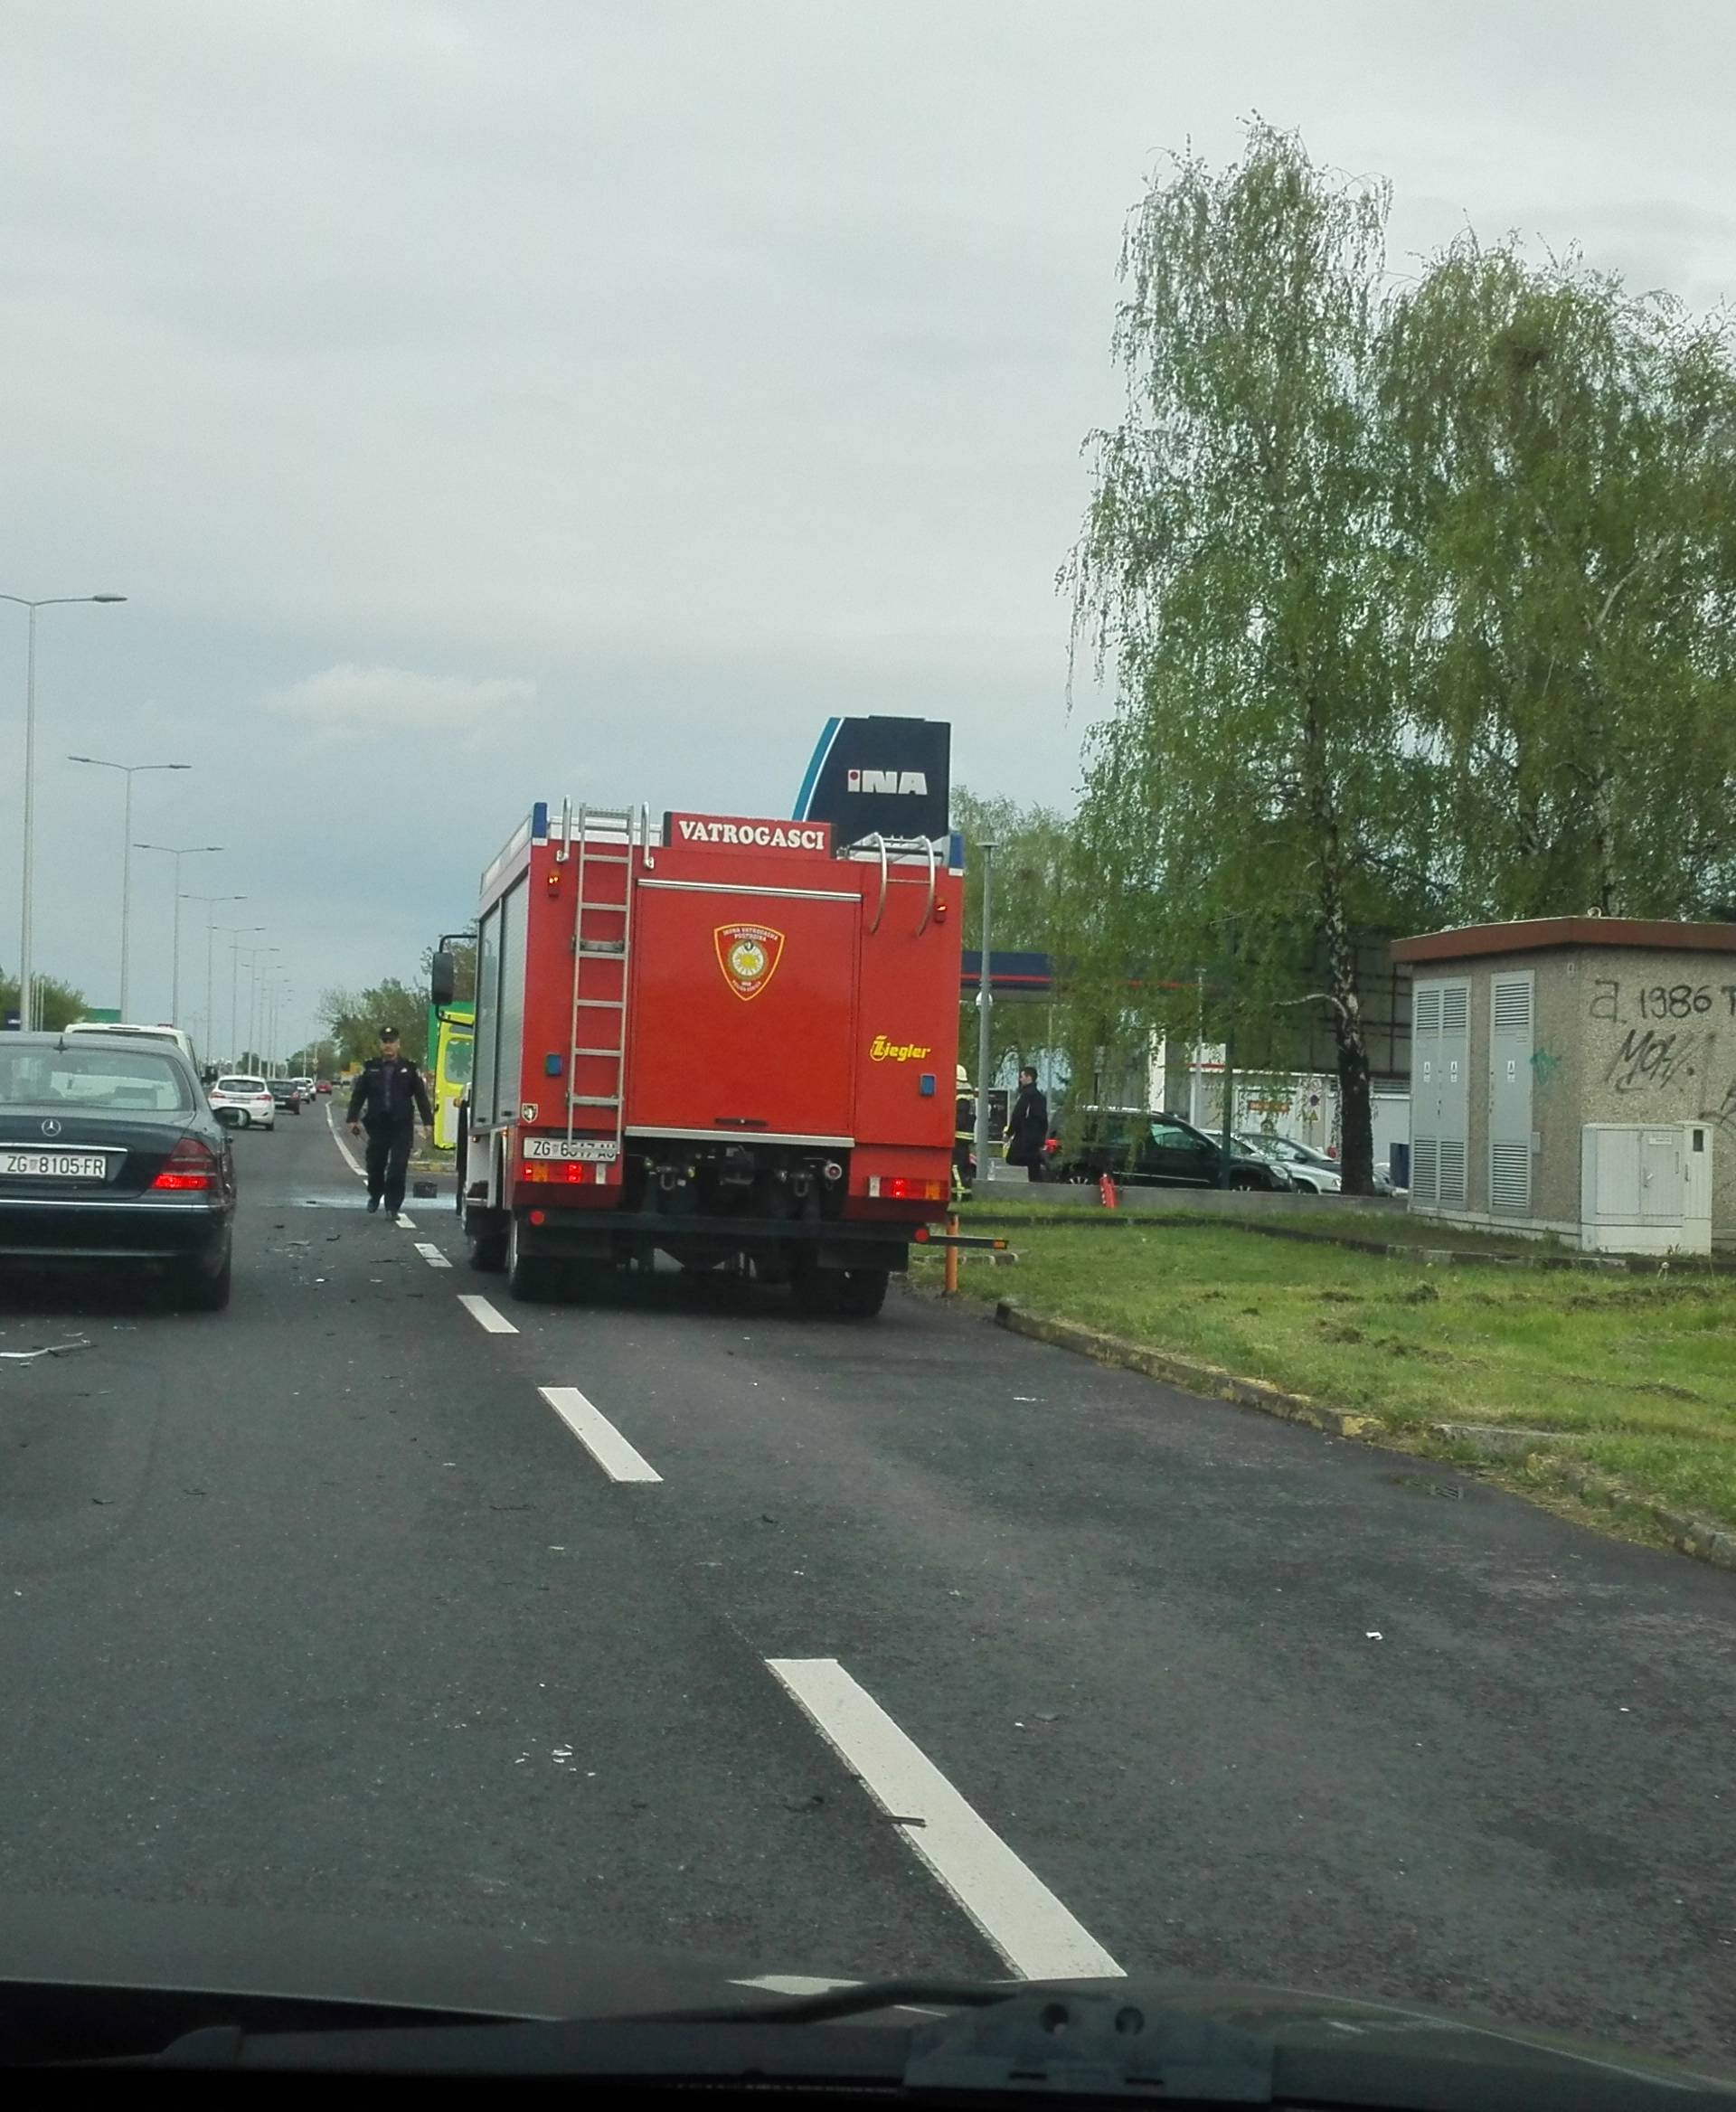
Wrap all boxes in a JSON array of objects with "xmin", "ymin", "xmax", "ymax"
[{"xmin": 1004, "ymin": 1065, "xmax": 1050, "ymax": 1181}]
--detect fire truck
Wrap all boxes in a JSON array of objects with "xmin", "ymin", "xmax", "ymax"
[{"xmin": 436, "ymin": 798, "xmax": 962, "ymax": 1314}]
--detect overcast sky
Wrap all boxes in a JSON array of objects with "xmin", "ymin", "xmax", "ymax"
[{"xmin": 3, "ymin": 0, "xmax": 1733, "ymax": 1052}]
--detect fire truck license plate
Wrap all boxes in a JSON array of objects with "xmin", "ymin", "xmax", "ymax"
[
  {"xmin": 524, "ymin": 1139, "xmax": 618, "ymax": 1163},
  {"xmin": 0, "ymin": 1151, "xmax": 110, "ymax": 1179}
]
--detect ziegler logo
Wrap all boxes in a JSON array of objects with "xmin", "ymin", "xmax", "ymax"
[
  {"xmin": 847, "ymin": 768, "xmax": 929, "ymax": 796},
  {"xmin": 714, "ymin": 923, "xmax": 785, "ymax": 1001},
  {"xmin": 870, "ymin": 1035, "xmax": 932, "ymax": 1061}
]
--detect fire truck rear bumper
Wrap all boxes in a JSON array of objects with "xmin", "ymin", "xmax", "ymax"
[{"xmin": 509, "ymin": 1205, "xmax": 912, "ymax": 1271}]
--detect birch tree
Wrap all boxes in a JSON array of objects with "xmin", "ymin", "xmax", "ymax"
[
  {"xmin": 1066, "ymin": 124, "xmax": 1431, "ymax": 1191},
  {"xmin": 1382, "ymin": 238, "xmax": 1736, "ymax": 919}
]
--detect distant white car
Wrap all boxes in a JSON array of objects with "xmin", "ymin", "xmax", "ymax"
[
  {"xmin": 1237, "ymin": 1133, "xmax": 1344, "ymax": 1193},
  {"xmin": 209, "ymin": 1074, "xmax": 276, "ymax": 1130}
]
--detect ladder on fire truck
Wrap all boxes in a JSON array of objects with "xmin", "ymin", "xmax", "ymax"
[{"xmin": 553, "ymin": 800, "xmax": 649, "ymax": 1156}]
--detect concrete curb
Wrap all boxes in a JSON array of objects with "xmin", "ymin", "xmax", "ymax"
[
  {"xmin": 992, "ymin": 1301, "xmax": 1383, "ymax": 1442},
  {"xmin": 994, "ymin": 1300, "xmax": 1736, "ymax": 1575}
]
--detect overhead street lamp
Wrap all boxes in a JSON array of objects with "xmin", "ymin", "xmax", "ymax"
[
  {"xmin": 134, "ymin": 842, "xmax": 222, "ymax": 1025},
  {"xmin": 242, "ymin": 945, "xmax": 280, "ymax": 1070},
  {"xmin": 183, "ymin": 892, "xmax": 246, "ymax": 1059},
  {"xmin": 217, "ymin": 925, "xmax": 264, "ymax": 1066},
  {"xmin": 68, "ymin": 756, "xmax": 191, "ymax": 1017},
  {"xmin": 2, "ymin": 591, "xmax": 127, "ymax": 1028}
]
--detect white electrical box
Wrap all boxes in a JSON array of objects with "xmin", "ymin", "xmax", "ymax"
[{"xmin": 1580, "ymin": 1123, "xmax": 1713, "ymax": 1255}]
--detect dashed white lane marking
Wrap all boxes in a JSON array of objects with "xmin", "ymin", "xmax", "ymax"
[
  {"xmin": 396, "ymin": 1211, "xmax": 417, "ymax": 1230},
  {"xmin": 537, "ymin": 1384, "xmax": 663, "ymax": 1485},
  {"xmin": 325, "ymin": 1102, "xmax": 365, "ymax": 1180},
  {"xmin": 458, "ymin": 1293, "xmax": 518, "ymax": 1334},
  {"xmin": 765, "ymin": 1658, "xmax": 1123, "ymax": 1984},
  {"xmin": 414, "ymin": 1240, "xmax": 453, "ymax": 1270}
]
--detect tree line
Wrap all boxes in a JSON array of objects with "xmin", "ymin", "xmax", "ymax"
[
  {"xmin": 1029, "ymin": 121, "xmax": 1736, "ymax": 1190},
  {"xmin": 0, "ymin": 968, "xmax": 87, "ymax": 1033}
]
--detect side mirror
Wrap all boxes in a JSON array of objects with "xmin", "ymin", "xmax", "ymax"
[{"xmin": 429, "ymin": 949, "xmax": 457, "ymax": 1007}]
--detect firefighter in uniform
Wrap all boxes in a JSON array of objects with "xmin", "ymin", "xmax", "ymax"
[{"xmin": 347, "ymin": 1026, "xmax": 435, "ymax": 1215}]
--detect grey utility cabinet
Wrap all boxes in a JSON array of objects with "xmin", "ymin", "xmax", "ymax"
[{"xmin": 1390, "ymin": 918, "xmax": 1736, "ymax": 1252}]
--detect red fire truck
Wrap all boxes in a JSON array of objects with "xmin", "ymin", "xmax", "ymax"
[{"xmin": 435, "ymin": 800, "xmax": 962, "ymax": 1314}]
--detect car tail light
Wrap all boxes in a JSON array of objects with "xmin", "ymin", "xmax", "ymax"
[
  {"xmin": 151, "ymin": 1137, "xmax": 221, "ymax": 1192},
  {"xmin": 867, "ymin": 1175, "xmax": 948, "ymax": 1201}
]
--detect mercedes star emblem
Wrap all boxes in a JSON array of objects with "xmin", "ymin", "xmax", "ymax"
[{"xmin": 40, "ymin": 1118, "xmax": 62, "ymax": 1137}]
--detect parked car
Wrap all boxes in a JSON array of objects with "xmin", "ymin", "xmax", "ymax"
[
  {"xmin": 0, "ymin": 1032, "xmax": 235, "ymax": 1309},
  {"xmin": 1054, "ymin": 1108, "xmax": 1297, "ymax": 1190},
  {"xmin": 209, "ymin": 1075, "xmax": 276, "ymax": 1130},
  {"xmin": 1237, "ymin": 1132, "xmax": 1343, "ymax": 1193},
  {"xmin": 1237, "ymin": 1132, "xmax": 1396, "ymax": 1196},
  {"xmin": 267, "ymin": 1078, "xmax": 304, "ymax": 1115}
]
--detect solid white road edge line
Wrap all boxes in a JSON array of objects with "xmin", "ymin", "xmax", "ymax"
[
  {"xmin": 764, "ymin": 1657, "xmax": 1123, "ymax": 1985},
  {"xmin": 414, "ymin": 1240, "xmax": 453, "ymax": 1270},
  {"xmin": 325, "ymin": 1101, "xmax": 365, "ymax": 1181},
  {"xmin": 458, "ymin": 1293, "xmax": 518, "ymax": 1334},
  {"xmin": 537, "ymin": 1384, "xmax": 663, "ymax": 1485}
]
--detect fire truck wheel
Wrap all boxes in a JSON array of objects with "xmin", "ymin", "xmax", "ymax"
[
  {"xmin": 834, "ymin": 1268, "xmax": 890, "ymax": 1318},
  {"xmin": 790, "ymin": 1260, "xmax": 841, "ymax": 1316},
  {"xmin": 465, "ymin": 1212, "xmax": 508, "ymax": 1273},
  {"xmin": 505, "ymin": 1214, "xmax": 553, "ymax": 1302}
]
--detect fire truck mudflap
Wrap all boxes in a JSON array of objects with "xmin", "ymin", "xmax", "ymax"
[{"xmin": 442, "ymin": 798, "xmax": 962, "ymax": 1315}]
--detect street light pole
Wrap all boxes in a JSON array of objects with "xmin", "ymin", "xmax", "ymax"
[
  {"xmin": 242, "ymin": 946, "xmax": 278, "ymax": 1070},
  {"xmin": 2, "ymin": 592, "xmax": 127, "ymax": 1027},
  {"xmin": 68, "ymin": 758, "xmax": 191, "ymax": 1016},
  {"xmin": 184, "ymin": 894, "xmax": 246, "ymax": 1058},
  {"xmin": 973, "ymin": 840, "xmax": 998, "ymax": 1187},
  {"xmin": 218, "ymin": 926, "xmax": 263, "ymax": 1067},
  {"xmin": 134, "ymin": 843, "xmax": 222, "ymax": 1024}
]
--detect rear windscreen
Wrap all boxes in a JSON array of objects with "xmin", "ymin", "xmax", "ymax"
[{"xmin": 0, "ymin": 1047, "xmax": 193, "ymax": 1113}]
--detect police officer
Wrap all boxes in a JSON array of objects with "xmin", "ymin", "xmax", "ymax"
[{"xmin": 347, "ymin": 1026, "xmax": 434, "ymax": 1215}]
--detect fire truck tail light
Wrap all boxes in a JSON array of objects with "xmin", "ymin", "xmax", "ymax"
[
  {"xmin": 867, "ymin": 1175, "xmax": 947, "ymax": 1201},
  {"xmin": 522, "ymin": 1158, "xmax": 596, "ymax": 1184}
]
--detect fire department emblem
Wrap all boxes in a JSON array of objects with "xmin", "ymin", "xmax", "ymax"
[{"xmin": 714, "ymin": 922, "xmax": 785, "ymax": 1001}]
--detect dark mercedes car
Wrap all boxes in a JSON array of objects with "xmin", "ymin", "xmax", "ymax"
[{"xmin": 0, "ymin": 1032, "xmax": 236, "ymax": 1310}]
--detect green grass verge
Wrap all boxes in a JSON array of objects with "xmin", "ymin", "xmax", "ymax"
[
  {"xmin": 917, "ymin": 1222, "xmax": 1736, "ymax": 1529},
  {"xmin": 956, "ymin": 1194, "xmax": 1586, "ymax": 1257}
]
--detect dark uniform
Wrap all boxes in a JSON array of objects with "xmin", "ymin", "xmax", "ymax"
[{"xmin": 347, "ymin": 1047, "xmax": 434, "ymax": 1214}]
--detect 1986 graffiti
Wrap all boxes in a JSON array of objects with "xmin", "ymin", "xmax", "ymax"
[{"xmin": 1590, "ymin": 979, "xmax": 1736, "ymax": 1023}]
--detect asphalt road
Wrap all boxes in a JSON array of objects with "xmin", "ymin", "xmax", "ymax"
[{"xmin": 1, "ymin": 1103, "xmax": 1732, "ymax": 2061}]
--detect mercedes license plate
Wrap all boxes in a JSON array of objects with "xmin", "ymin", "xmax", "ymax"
[
  {"xmin": 523, "ymin": 1138, "xmax": 618, "ymax": 1163},
  {"xmin": 0, "ymin": 1150, "xmax": 109, "ymax": 1179}
]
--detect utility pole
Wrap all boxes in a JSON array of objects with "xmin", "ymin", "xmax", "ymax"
[{"xmin": 972, "ymin": 840, "xmax": 997, "ymax": 1187}]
